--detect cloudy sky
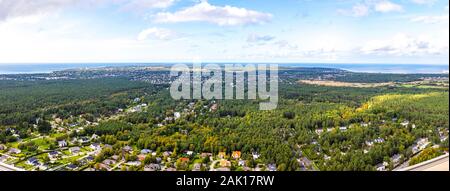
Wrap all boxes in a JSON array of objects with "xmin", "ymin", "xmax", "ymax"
[{"xmin": 0, "ymin": 0, "xmax": 448, "ymax": 64}]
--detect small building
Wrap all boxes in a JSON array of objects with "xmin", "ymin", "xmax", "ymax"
[
  {"xmin": 180, "ymin": 157, "xmax": 190, "ymax": 163},
  {"xmin": 218, "ymin": 152, "xmax": 226, "ymax": 159},
  {"xmin": 231, "ymin": 151, "xmax": 241, "ymax": 159},
  {"xmin": 174, "ymin": 112, "xmax": 181, "ymax": 120},
  {"xmin": 141, "ymin": 149, "xmax": 152, "ymax": 154},
  {"xmin": 9, "ymin": 148, "xmax": 21, "ymax": 154},
  {"xmin": 103, "ymin": 159, "xmax": 116, "ymax": 166},
  {"xmin": 58, "ymin": 140, "xmax": 67, "ymax": 148},
  {"xmin": 376, "ymin": 163, "xmax": 386, "ymax": 171},
  {"xmin": 391, "ymin": 154, "xmax": 402, "ymax": 166},
  {"xmin": 91, "ymin": 134, "xmax": 100, "ymax": 140},
  {"xmin": 126, "ymin": 161, "xmax": 142, "ymax": 166},
  {"xmin": 144, "ymin": 163, "xmax": 161, "ymax": 171},
  {"xmin": 400, "ymin": 121, "xmax": 410, "ymax": 127},
  {"xmin": 267, "ymin": 164, "xmax": 277, "ymax": 171},
  {"xmin": 185, "ymin": 151, "xmax": 194, "ymax": 156},
  {"xmin": 315, "ymin": 129, "xmax": 324, "ymax": 135},
  {"xmin": 27, "ymin": 157, "xmax": 39, "ymax": 166},
  {"xmin": 219, "ymin": 159, "xmax": 231, "ymax": 167},
  {"xmin": 192, "ymin": 163, "xmax": 202, "ymax": 171},
  {"xmin": 90, "ymin": 143, "xmax": 101, "ymax": 151},
  {"xmin": 201, "ymin": 153, "xmax": 212, "ymax": 158},
  {"xmin": 123, "ymin": 146, "xmax": 133, "ymax": 153},
  {"xmin": 252, "ymin": 152, "xmax": 260, "ymax": 160},
  {"xmin": 48, "ymin": 151, "xmax": 60, "ymax": 160},
  {"xmin": 0, "ymin": 144, "xmax": 7, "ymax": 151},
  {"xmin": 238, "ymin": 160, "xmax": 246, "ymax": 166},
  {"xmin": 69, "ymin": 147, "xmax": 81, "ymax": 154},
  {"xmin": 339, "ymin": 126, "xmax": 348, "ymax": 132},
  {"xmin": 163, "ymin": 151, "xmax": 172, "ymax": 158},
  {"xmin": 137, "ymin": 154, "xmax": 147, "ymax": 161},
  {"xmin": 66, "ymin": 164, "xmax": 78, "ymax": 170}
]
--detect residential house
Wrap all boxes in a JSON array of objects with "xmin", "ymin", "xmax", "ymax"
[
  {"xmin": 400, "ymin": 121, "xmax": 410, "ymax": 126},
  {"xmin": 267, "ymin": 164, "xmax": 277, "ymax": 171},
  {"xmin": 102, "ymin": 159, "xmax": 116, "ymax": 166},
  {"xmin": 315, "ymin": 128, "xmax": 324, "ymax": 135},
  {"xmin": 126, "ymin": 161, "xmax": 141, "ymax": 166},
  {"xmin": 376, "ymin": 163, "xmax": 386, "ymax": 171},
  {"xmin": 192, "ymin": 163, "xmax": 202, "ymax": 171},
  {"xmin": 123, "ymin": 146, "xmax": 133, "ymax": 153},
  {"xmin": 185, "ymin": 151, "xmax": 194, "ymax": 156},
  {"xmin": 144, "ymin": 163, "xmax": 161, "ymax": 171},
  {"xmin": 252, "ymin": 152, "xmax": 260, "ymax": 160},
  {"xmin": 69, "ymin": 147, "xmax": 81, "ymax": 154},
  {"xmin": 165, "ymin": 167, "xmax": 177, "ymax": 171},
  {"xmin": 201, "ymin": 153, "xmax": 212, "ymax": 158},
  {"xmin": 391, "ymin": 154, "xmax": 402, "ymax": 166},
  {"xmin": 66, "ymin": 164, "xmax": 78, "ymax": 170},
  {"xmin": 210, "ymin": 104, "xmax": 218, "ymax": 112},
  {"xmin": 141, "ymin": 149, "xmax": 152, "ymax": 154},
  {"xmin": 238, "ymin": 160, "xmax": 246, "ymax": 166},
  {"xmin": 374, "ymin": 138, "xmax": 385, "ymax": 143},
  {"xmin": 78, "ymin": 137, "xmax": 90, "ymax": 144},
  {"xmin": 339, "ymin": 126, "xmax": 348, "ymax": 132},
  {"xmin": 48, "ymin": 151, "xmax": 60, "ymax": 160},
  {"xmin": 163, "ymin": 151, "xmax": 172, "ymax": 158},
  {"xmin": 58, "ymin": 140, "xmax": 67, "ymax": 148},
  {"xmin": 27, "ymin": 157, "xmax": 39, "ymax": 166},
  {"xmin": 231, "ymin": 151, "xmax": 241, "ymax": 159},
  {"xmin": 174, "ymin": 112, "xmax": 181, "ymax": 120},
  {"xmin": 9, "ymin": 148, "xmax": 21, "ymax": 154},
  {"xmin": 104, "ymin": 144, "xmax": 113, "ymax": 150},
  {"xmin": 180, "ymin": 157, "xmax": 190, "ymax": 163},
  {"xmin": 219, "ymin": 159, "xmax": 231, "ymax": 167},
  {"xmin": 0, "ymin": 144, "xmax": 6, "ymax": 151},
  {"xmin": 90, "ymin": 143, "xmax": 101, "ymax": 151},
  {"xmin": 86, "ymin": 155, "xmax": 94, "ymax": 162},
  {"xmin": 215, "ymin": 167, "xmax": 230, "ymax": 171},
  {"xmin": 91, "ymin": 134, "xmax": 99, "ymax": 140},
  {"xmin": 138, "ymin": 154, "xmax": 147, "ymax": 161},
  {"xmin": 218, "ymin": 152, "xmax": 226, "ymax": 159}
]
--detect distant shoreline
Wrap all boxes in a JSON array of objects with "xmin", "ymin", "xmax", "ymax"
[{"xmin": 0, "ymin": 63, "xmax": 448, "ymax": 75}]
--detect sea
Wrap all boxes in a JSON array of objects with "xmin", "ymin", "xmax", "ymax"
[{"xmin": 0, "ymin": 63, "xmax": 448, "ymax": 75}]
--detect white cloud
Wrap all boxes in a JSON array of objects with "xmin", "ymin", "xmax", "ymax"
[
  {"xmin": 338, "ymin": 0, "xmax": 402, "ymax": 17},
  {"xmin": 247, "ymin": 34, "xmax": 275, "ymax": 43},
  {"xmin": 410, "ymin": 0, "xmax": 436, "ymax": 5},
  {"xmin": 411, "ymin": 15, "xmax": 449, "ymax": 24},
  {"xmin": 338, "ymin": 4, "xmax": 370, "ymax": 17},
  {"xmin": 153, "ymin": 1, "xmax": 272, "ymax": 26},
  {"xmin": 0, "ymin": 0, "xmax": 176, "ymax": 21},
  {"xmin": 374, "ymin": 0, "xmax": 403, "ymax": 13},
  {"xmin": 120, "ymin": 0, "xmax": 176, "ymax": 11},
  {"xmin": 361, "ymin": 33, "xmax": 448, "ymax": 56},
  {"xmin": 137, "ymin": 27, "xmax": 178, "ymax": 41}
]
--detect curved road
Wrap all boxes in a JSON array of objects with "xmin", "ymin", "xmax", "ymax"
[
  {"xmin": 397, "ymin": 153, "xmax": 449, "ymax": 171},
  {"xmin": 0, "ymin": 162, "xmax": 24, "ymax": 171}
]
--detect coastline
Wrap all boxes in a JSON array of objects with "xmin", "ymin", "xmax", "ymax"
[{"xmin": 0, "ymin": 63, "xmax": 449, "ymax": 75}]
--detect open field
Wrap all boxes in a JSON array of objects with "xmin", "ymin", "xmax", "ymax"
[{"xmin": 298, "ymin": 80, "xmax": 394, "ymax": 88}]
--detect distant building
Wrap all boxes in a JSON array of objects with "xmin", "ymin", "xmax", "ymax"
[
  {"xmin": 58, "ymin": 140, "xmax": 67, "ymax": 148},
  {"xmin": 144, "ymin": 164, "xmax": 161, "ymax": 171},
  {"xmin": 69, "ymin": 147, "xmax": 81, "ymax": 154},
  {"xmin": 231, "ymin": 151, "xmax": 241, "ymax": 159},
  {"xmin": 9, "ymin": 148, "xmax": 21, "ymax": 154}
]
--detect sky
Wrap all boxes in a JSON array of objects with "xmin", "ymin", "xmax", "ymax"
[{"xmin": 0, "ymin": 0, "xmax": 448, "ymax": 64}]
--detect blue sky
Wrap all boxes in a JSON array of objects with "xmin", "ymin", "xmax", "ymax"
[{"xmin": 0, "ymin": 0, "xmax": 448, "ymax": 64}]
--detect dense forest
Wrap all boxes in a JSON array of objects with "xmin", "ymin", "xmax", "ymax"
[{"xmin": 0, "ymin": 68, "xmax": 448, "ymax": 171}]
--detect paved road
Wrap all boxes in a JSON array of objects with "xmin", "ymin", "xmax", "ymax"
[
  {"xmin": 397, "ymin": 153, "xmax": 449, "ymax": 171},
  {"xmin": 0, "ymin": 162, "xmax": 23, "ymax": 171}
]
